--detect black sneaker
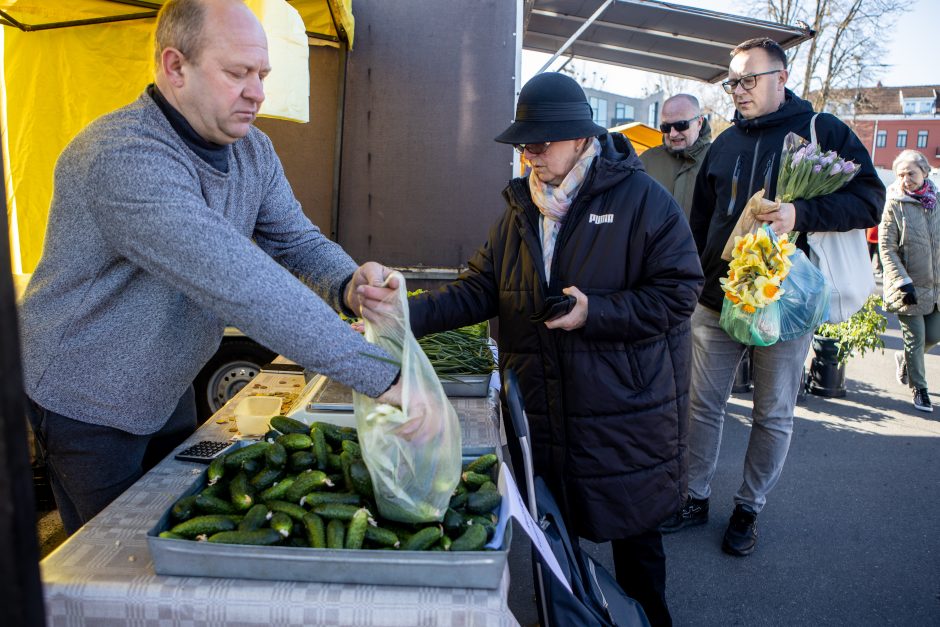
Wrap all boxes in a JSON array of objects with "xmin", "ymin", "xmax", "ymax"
[
  {"xmin": 659, "ymin": 496, "xmax": 708, "ymax": 533},
  {"xmin": 913, "ymin": 388, "xmax": 933, "ymax": 413},
  {"xmin": 721, "ymin": 505, "xmax": 758, "ymax": 556},
  {"xmin": 896, "ymin": 352, "xmax": 908, "ymax": 386}
]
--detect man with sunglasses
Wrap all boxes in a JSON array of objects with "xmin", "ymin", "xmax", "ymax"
[
  {"xmin": 640, "ymin": 94, "xmax": 712, "ymax": 219},
  {"xmin": 663, "ymin": 38, "xmax": 885, "ymax": 557}
]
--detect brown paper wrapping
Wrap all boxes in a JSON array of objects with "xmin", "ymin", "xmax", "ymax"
[{"xmin": 720, "ymin": 189, "xmax": 770, "ymax": 261}]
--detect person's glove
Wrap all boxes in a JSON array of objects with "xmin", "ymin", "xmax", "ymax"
[{"xmin": 900, "ymin": 283, "xmax": 918, "ymax": 305}]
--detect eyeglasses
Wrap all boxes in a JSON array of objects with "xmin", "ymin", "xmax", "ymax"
[
  {"xmin": 513, "ymin": 142, "xmax": 552, "ymax": 155},
  {"xmin": 721, "ymin": 69, "xmax": 782, "ymax": 94},
  {"xmin": 660, "ymin": 117, "xmax": 701, "ymax": 134}
]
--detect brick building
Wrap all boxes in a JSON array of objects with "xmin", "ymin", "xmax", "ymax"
[{"xmin": 823, "ymin": 84, "xmax": 940, "ymax": 170}]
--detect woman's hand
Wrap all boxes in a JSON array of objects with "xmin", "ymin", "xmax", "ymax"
[
  {"xmin": 544, "ymin": 286, "xmax": 588, "ymax": 331},
  {"xmin": 346, "ymin": 263, "xmax": 399, "ymax": 322}
]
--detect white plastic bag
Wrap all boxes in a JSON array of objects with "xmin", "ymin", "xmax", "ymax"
[{"xmin": 353, "ymin": 272, "xmax": 462, "ymax": 523}]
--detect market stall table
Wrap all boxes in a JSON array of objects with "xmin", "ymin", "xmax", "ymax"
[{"xmin": 39, "ymin": 370, "xmax": 517, "ymax": 626}]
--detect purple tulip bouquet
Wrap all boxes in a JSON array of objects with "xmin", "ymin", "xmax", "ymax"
[{"xmin": 776, "ymin": 131, "xmax": 859, "ymax": 203}]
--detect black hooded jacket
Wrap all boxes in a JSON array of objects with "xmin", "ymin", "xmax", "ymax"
[
  {"xmin": 690, "ymin": 90, "xmax": 886, "ymax": 312},
  {"xmin": 409, "ymin": 133, "xmax": 704, "ymax": 541}
]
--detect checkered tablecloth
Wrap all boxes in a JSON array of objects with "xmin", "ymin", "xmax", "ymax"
[{"xmin": 40, "ymin": 372, "xmax": 516, "ymax": 626}]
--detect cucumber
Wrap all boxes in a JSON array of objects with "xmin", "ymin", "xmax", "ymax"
[
  {"xmin": 310, "ymin": 425, "xmax": 329, "ymax": 471},
  {"xmin": 195, "ymin": 493, "xmax": 236, "ymax": 515},
  {"xmin": 326, "ymin": 518, "xmax": 345, "ymax": 549},
  {"xmin": 315, "ymin": 422, "xmax": 358, "ymax": 446},
  {"xmin": 284, "ymin": 470, "xmax": 334, "ymax": 503},
  {"xmin": 449, "ymin": 522, "xmax": 487, "ymax": 551},
  {"xmin": 467, "ymin": 514, "xmax": 497, "ymax": 539},
  {"xmin": 228, "ymin": 472, "xmax": 254, "ymax": 511},
  {"xmin": 158, "ymin": 530, "xmax": 185, "ymax": 540},
  {"xmin": 477, "ymin": 480, "xmax": 498, "ymax": 493},
  {"xmin": 241, "ymin": 458, "xmax": 261, "ymax": 475},
  {"xmin": 170, "ymin": 494, "xmax": 198, "ymax": 521},
  {"xmin": 238, "ymin": 504, "xmax": 269, "ymax": 531},
  {"xmin": 207, "ymin": 454, "xmax": 227, "ymax": 485},
  {"xmin": 467, "ymin": 489, "xmax": 502, "ymax": 514},
  {"xmin": 289, "ymin": 450, "xmax": 316, "ymax": 472},
  {"xmin": 364, "ymin": 525, "xmax": 400, "ymax": 548},
  {"xmin": 200, "ymin": 481, "xmax": 228, "ymax": 500},
  {"xmin": 349, "ymin": 459, "xmax": 374, "ymax": 500},
  {"xmin": 443, "ymin": 507, "xmax": 467, "ymax": 533},
  {"xmin": 208, "ymin": 528, "xmax": 282, "ymax": 545},
  {"xmin": 464, "ymin": 453, "xmax": 498, "ymax": 474},
  {"xmin": 340, "ymin": 451, "xmax": 354, "ymax": 491},
  {"xmin": 258, "ymin": 476, "xmax": 294, "ymax": 502},
  {"xmin": 440, "ymin": 535, "xmax": 453, "ymax": 551},
  {"xmin": 401, "ymin": 525, "xmax": 443, "ymax": 551},
  {"xmin": 270, "ymin": 415, "xmax": 310, "ymax": 435},
  {"xmin": 265, "ymin": 500, "xmax": 308, "ymax": 521},
  {"xmin": 262, "ymin": 429, "xmax": 281, "ymax": 443},
  {"xmin": 449, "ymin": 490, "xmax": 469, "ymax": 510},
  {"xmin": 276, "ymin": 432, "xmax": 313, "ymax": 451},
  {"xmin": 264, "ymin": 441, "xmax": 287, "ymax": 468},
  {"xmin": 327, "ymin": 453, "xmax": 343, "ymax": 472},
  {"xmin": 302, "ymin": 512, "xmax": 327, "ymax": 548},
  {"xmin": 224, "ymin": 442, "xmax": 270, "ymax": 467},
  {"xmin": 302, "ymin": 492, "xmax": 360, "ymax": 507},
  {"xmin": 170, "ymin": 514, "xmax": 237, "ymax": 538},
  {"xmin": 249, "ymin": 467, "xmax": 284, "ymax": 491},
  {"xmin": 461, "ymin": 471, "xmax": 491, "ymax": 489},
  {"xmin": 270, "ymin": 511, "xmax": 293, "ymax": 537},
  {"xmin": 345, "ymin": 508, "xmax": 370, "ymax": 550},
  {"xmin": 340, "ymin": 439, "xmax": 361, "ymax": 459},
  {"xmin": 310, "ymin": 503, "xmax": 361, "ymax": 521}
]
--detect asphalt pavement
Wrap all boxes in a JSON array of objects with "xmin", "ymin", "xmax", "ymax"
[{"xmin": 506, "ymin": 306, "xmax": 940, "ymax": 626}]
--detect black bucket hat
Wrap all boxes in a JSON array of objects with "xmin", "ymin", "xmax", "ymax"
[{"xmin": 494, "ymin": 72, "xmax": 609, "ymax": 145}]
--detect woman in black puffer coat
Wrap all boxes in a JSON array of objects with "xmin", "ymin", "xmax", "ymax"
[{"xmin": 406, "ymin": 73, "xmax": 703, "ymax": 627}]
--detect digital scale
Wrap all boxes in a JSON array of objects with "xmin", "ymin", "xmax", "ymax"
[{"xmin": 285, "ymin": 372, "xmax": 357, "ymax": 428}]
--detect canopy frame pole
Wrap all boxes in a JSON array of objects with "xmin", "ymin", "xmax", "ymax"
[{"xmin": 535, "ymin": 0, "xmax": 614, "ymax": 74}]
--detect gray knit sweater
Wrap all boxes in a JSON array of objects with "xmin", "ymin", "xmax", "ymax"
[{"xmin": 18, "ymin": 92, "xmax": 397, "ymax": 434}]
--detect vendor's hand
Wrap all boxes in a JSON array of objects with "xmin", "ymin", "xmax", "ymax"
[
  {"xmin": 375, "ymin": 380, "xmax": 440, "ymax": 445},
  {"xmin": 376, "ymin": 374, "xmax": 403, "ymax": 407},
  {"xmin": 754, "ymin": 199, "xmax": 796, "ymax": 235},
  {"xmin": 544, "ymin": 286, "xmax": 588, "ymax": 331},
  {"xmin": 346, "ymin": 262, "xmax": 398, "ymax": 320}
]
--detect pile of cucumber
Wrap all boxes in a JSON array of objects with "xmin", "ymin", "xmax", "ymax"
[{"xmin": 159, "ymin": 415, "xmax": 501, "ymax": 552}]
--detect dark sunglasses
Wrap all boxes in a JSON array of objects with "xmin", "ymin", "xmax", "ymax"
[
  {"xmin": 513, "ymin": 142, "xmax": 552, "ymax": 155},
  {"xmin": 659, "ymin": 117, "xmax": 700, "ymax": 134}
]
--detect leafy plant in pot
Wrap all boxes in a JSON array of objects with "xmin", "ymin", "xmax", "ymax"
[{"xmin": 807, "ymin": 295, "xmax": 887, "ymax": 397}]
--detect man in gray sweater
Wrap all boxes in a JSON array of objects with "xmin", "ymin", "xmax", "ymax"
[{"xmin": 18, "ymin": 0, "xmax": 403, "ymax": 534}]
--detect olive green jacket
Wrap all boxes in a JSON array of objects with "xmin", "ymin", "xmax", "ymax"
[
  {"xmin": 639, "ymin": 117, "xmax": 712, "ymax": 218},
  {"xmin": 879, "ymin": 180, "xmax": 940, "ymax": 315}
]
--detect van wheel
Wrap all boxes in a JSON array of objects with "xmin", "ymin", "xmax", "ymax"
[{"xmin": 193, "ymin": 339, "xmax": 277, "ymax": 423}]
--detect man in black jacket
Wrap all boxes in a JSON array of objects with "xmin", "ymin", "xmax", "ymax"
[{"xmin": 662, "ymin": 38, "xmax": 885, "ymax": 556}]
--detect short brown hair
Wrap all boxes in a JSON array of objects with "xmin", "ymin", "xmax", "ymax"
[
  {"xmin": 153, "ymin": 0, "xmax": 209, "ymax": 69},
  {"xmin": 731, "ymin": 37, "xmax": 787, "ymax": 69}
]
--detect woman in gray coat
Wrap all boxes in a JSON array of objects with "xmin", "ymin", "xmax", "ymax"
[{"xmin": 880, "ymin": 149, "xmax": 939, "ymax": 412}]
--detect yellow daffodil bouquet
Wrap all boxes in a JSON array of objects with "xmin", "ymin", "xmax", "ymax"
[{"xmin": 720, "ymin": 227, "xmax": 796, "ymax": 313}]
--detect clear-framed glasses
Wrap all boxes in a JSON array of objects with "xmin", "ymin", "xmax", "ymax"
[
  {"xmin": 659, "ymin": 117, "xmax": 701, "ymax": 134},
  {"xmin": 721, "ymin": 69, "xmax": 781, "ymax": 94},
  {"xmin": 513, "ymin": 142, "xmax": 552, "ymax": 155}
]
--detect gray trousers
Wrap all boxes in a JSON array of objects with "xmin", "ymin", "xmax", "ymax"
[
  {"xmin": 686, "ymin": 305, "xmax": 812, "ymax": 513},
  {"xmin": 898, "ymin": 304, "xmax": 940, "ymax": 391},
  {"xmin": 26, "ymin": 387, "xmax": 197, "ymax": 535}
]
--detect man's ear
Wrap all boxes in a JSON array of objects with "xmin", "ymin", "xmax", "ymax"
[
  {"xmin": 161, "ymin": 48, "xmax": 187, "ymax": 88},
  {"xmin": 777, "ymin": 68, "xmax": 789, "ymax": 91}
]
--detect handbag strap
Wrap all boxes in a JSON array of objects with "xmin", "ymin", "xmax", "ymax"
[{"xmin": 810, "ymin": 113, "xmax": 819, "ymax": 145}]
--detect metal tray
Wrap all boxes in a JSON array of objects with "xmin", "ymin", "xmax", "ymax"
[
  {"xmin": 148, "ymin": 449, "xmax": 508, "ymax": 589},
  {"xmin": 440, "ymin": 373, "xmax": 491, "ymax": 397}
]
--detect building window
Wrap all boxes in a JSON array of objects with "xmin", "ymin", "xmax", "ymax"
[
  {"xmin": 917, "ymin": 130, "xmax": 929, "ymax": 148},
  {"xmin": 615, "ymin": 103, "xmax": 634, "ymax": 122},
  {"xmin": 590, "ymin": 97, "xmax": 608, "ymax": 127},
  {"xmin": 648, "ymin": 102, "xmax": 659, "ymax": 128},
  {"xmin": 897, "ymin": 130, "xmax": 907, "ymax": 148},
  {"xmin": 875, "ymin": 130, "xmax": 887, "ymax": 148}
]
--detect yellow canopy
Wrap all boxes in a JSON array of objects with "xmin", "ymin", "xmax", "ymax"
[
  {"xmin": 609, "ymin": 122, "xmax": 663, "ymax": 155},
  {"xmin": 2, "ymin": 0, "xmax": 353, "ymax": 273}
]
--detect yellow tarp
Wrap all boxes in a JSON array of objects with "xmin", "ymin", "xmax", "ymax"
[
  {"xmin": 2, "ymin": 0, "xmax": 352, "ymax": 273},
  {"xmin": 609, "ymin": 122, "xmax": 663, "ymax": 155}
]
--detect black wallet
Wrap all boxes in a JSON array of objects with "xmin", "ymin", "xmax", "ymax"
[{"xmin": 530, "ymin": 295, "xmax": 576, "ymax": 323}]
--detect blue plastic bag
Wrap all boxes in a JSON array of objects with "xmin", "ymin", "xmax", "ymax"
[
  {"xmin": 719, "ymin": 298, "xmax": 781, "ymax": 346},
  {"xmin": 777, "ymin": 248, "xmax": 831, "ymax": 342}
]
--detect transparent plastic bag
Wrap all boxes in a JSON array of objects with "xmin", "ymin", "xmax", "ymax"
[
  {"xmin": 353, "ymin": 272, "xmax": 462, "ymax": 523},
  {"xmin": 719, "ymin": 298, "xmax": 781, "ymax": 346},
  {"xmin": 777, "ymin": 249, "xmax": 831, "ymax": 342}
]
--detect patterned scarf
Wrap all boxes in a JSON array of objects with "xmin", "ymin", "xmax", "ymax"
[
  {"xmin": 907, "ymin": 180, "xmax": 937, "ymax": 211},
  {"xmin": 528, "ymin": 138, "xmax": 600, "ymax": 284}
]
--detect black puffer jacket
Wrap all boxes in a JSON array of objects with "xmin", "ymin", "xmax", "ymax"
[
  {"xmin": 690, "ymin": 90, "xmax": 885, "ymax": 312},
  {"xmin": 410, "ymin": 133, "xmax": 704, "ymax": 541}
]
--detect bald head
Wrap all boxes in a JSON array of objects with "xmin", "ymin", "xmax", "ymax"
[{"xmin": 659, "ymin": 93, "xmax": 703, "ymax": 154}]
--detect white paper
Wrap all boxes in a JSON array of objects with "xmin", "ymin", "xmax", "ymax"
[{"xmin": 485, "ymin": 463, "xmax": 572, "ymax": 594}]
